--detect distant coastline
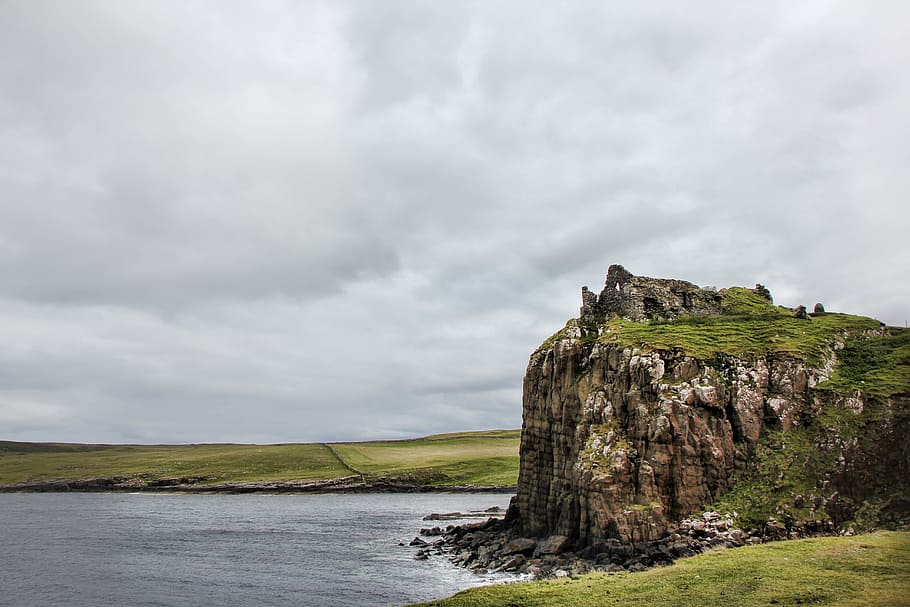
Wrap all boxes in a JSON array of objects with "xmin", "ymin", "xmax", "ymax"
[
  {"xmin": 0, "ymin": 475, "xmax": 516, "ymax": 494},
  {"xmin": 0, "ymin": 430, "xmax": 521, "ymax": 494}
]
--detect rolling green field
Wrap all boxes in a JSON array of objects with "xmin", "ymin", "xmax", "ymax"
[
  {"xmin": 331, "ymin": 429, "xmax": 520, "ymax": 486},
  {"xmin": 0, "ymin": 429, "xmax": 520, "ymax": 487},
  {"xmin": 412, "ymin": 531, "xmax": 910, "ymax": 607}
]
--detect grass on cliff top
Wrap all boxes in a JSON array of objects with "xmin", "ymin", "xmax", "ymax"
[
  {"xmin": 0, "ymin": 429, "xmax": 521, "ymax": 487},
  {"xmin": 596, "ymin": 288, "xmax": 883, "ymax": 363},
  {"xmin": 412, "ymin": 531, "xmax": 910, "ymax": 607}
]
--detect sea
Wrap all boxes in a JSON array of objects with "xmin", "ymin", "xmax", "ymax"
[{"xmin": 0, "ymin": 492, "xmax": 519, "ymax": 607}]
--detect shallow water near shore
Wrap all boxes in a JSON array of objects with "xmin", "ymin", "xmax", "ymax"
[{"xmin": 0, "ymin": 492, "xmax": 517, "ymax": 606}]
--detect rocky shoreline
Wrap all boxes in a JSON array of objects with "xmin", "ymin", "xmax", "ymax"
[
  {"xmin": 0, "ymin": 475, "xmax": 517, "ymax": 494},
  {"xmin": 412, "ymin": 508, "xmax": 842, "ymax": 579}
]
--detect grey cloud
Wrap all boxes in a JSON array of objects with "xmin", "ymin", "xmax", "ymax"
[{"xmin": 0, "ymin": 1, "xmax": 907, "ymax": 443}]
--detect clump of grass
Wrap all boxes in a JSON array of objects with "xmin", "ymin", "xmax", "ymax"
[{"xmin": 412, "ymin": 531, "xmax": 910, "ymax": 607}]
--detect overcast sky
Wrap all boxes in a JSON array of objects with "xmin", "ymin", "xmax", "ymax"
[{"xmin": 1, "ymin": 1, "xmax": 907, "ymax": 444}]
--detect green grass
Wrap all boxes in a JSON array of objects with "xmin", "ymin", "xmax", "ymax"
[
  {"xmin": 412, "ymin": 531, "xmax": 910, "ymax": 607},
  {"xmin": 0, "ymin": 430, "xmax": 521, "ymax": 487},
  {"xmin": 331, "ymin": 429, "xmax": 521, "ymax": 487},
  {"xmin": 0, "ymin": 443, "xmax": 348, "ymax": 485},
  {"xmin": 817, "ymin": 327, "xmax": 910, "ymax": 398},
  {"xmin": 554, "ymin": 288, "xmax": 884, "ymax": 363},
  {"xmin": 599, "ymin": 288, "xmax": 882, "ymax": 363}
]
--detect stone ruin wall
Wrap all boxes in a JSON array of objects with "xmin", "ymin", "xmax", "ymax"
[{"xmin": 580, "ymin": 264, "xmax": 723, "ymax": 322}]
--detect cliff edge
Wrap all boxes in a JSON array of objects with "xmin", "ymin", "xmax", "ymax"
[{"xmin": 511, "ymin": 265, "xmax": 909, "ymax": 546}]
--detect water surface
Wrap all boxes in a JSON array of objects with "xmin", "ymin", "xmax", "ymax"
[{"xmin": 0, "ymin": 492, "xmax": 515, "ymax": 606}]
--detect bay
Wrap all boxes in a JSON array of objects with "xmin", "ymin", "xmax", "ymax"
[{"xmin": 0, "ymin": 492, "xmax": 517, "ymax": 606}]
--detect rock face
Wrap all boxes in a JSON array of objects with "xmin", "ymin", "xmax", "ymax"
[
  {"xmin": 510, "ymin": 265, "xmax": 909, "ymax": 546},
  {"xmin": 420, "ymin": 509, "xmax": 803, "ymax": 577}
]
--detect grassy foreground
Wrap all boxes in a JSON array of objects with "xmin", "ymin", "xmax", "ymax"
[
  {"xmin": 413, "ymin": 531, "xmax": 910, "ymax": 607},
  {"xmin": 0, "ymin": 429, "xmax": 520, "ymax": 487}
]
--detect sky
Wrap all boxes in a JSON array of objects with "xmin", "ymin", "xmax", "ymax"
[{"xmin": 1, "ymin": 1, "xmax": 908, "ymax": 444}]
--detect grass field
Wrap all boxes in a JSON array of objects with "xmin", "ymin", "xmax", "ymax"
[
  {"xmin": 331, "ymin": 429, "xmax": 520, "ymax": 486},
  {"xmin": 412, "ymin": 531, "xmax": 910, "ymax": 607},
  {"xmin": 0, "ymin": 429, "xmax": 520, "ymax": 487}
]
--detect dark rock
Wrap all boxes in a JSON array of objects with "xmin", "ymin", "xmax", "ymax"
[
  {"xmin": 627, "ymin": 560, "xmax": 647, "ymax": 572},
  {"xmin": 793, "ymin": 305, "xmax": 809, "ymax": 319},
  {"xmin": 500, "ymin": 554, "xmax": 526, "ymax": 572},
  {"xmin": 753, "ymin": 283, "xmax": 773, "ymax": 302},
  {"xmin": 535, "ymin": 535, "xmax": 571, "ymax": 556},
  {"xmin": 409, "ymin": 537, "xmax": 429, "ymax": 547},
  {"xmin": 501, "ymin": 537, "xmax": 537, "ymax": 556},
  {"xmin": 423, "ymin": 512, "xmax": 466, "ymax": 521}
]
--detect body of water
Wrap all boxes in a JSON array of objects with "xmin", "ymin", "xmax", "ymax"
[{"xmin": 0, "ymin": 492, "xmax": 516, "ymax": 606}]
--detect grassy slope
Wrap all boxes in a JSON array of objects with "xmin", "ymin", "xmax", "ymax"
[
  {"xmin": 0, "ymin": 430, "xmax": 520, "ymax": 487},
  {"xmin": 331, "ymin": 430, "xmax": 520, "ymax": 487},
  {"xmin": 413, "ymin": 531, "xmax": 910, "ymax": 607},
  {"xmin": 0, "ymin": 443, "xmax": 348, "ymax": 485}
]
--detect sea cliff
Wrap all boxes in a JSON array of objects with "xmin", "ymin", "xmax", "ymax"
[
  {"xmin": 513, "ymin": 265, "xmax": 908, "ymax": 545},
  {"xmin": 422, "ymin": 265, "xmax": 908, "ymax": 576}
]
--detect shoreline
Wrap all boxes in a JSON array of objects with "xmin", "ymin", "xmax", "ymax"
[
  {"xmin": 0, "ymin": 475, "xmax": 517, "ymax": 494},
  {"xmin": 412, "ymin": 509, "xmax": 850, "ymax": 580}
]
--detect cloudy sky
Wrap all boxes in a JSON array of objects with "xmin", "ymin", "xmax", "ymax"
[{"xmin": 1, "ymin": 1, "xmax": 907, "ymax": 444}]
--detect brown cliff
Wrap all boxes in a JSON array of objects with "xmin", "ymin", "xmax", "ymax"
[{"xmin": 511, "ymin": 266, "xmax": 909, "ymax": 546}]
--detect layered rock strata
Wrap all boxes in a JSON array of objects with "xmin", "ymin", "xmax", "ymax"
[{"xmin": 515, "ymin": 338, "xmax": 825, "ymax": 544}]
